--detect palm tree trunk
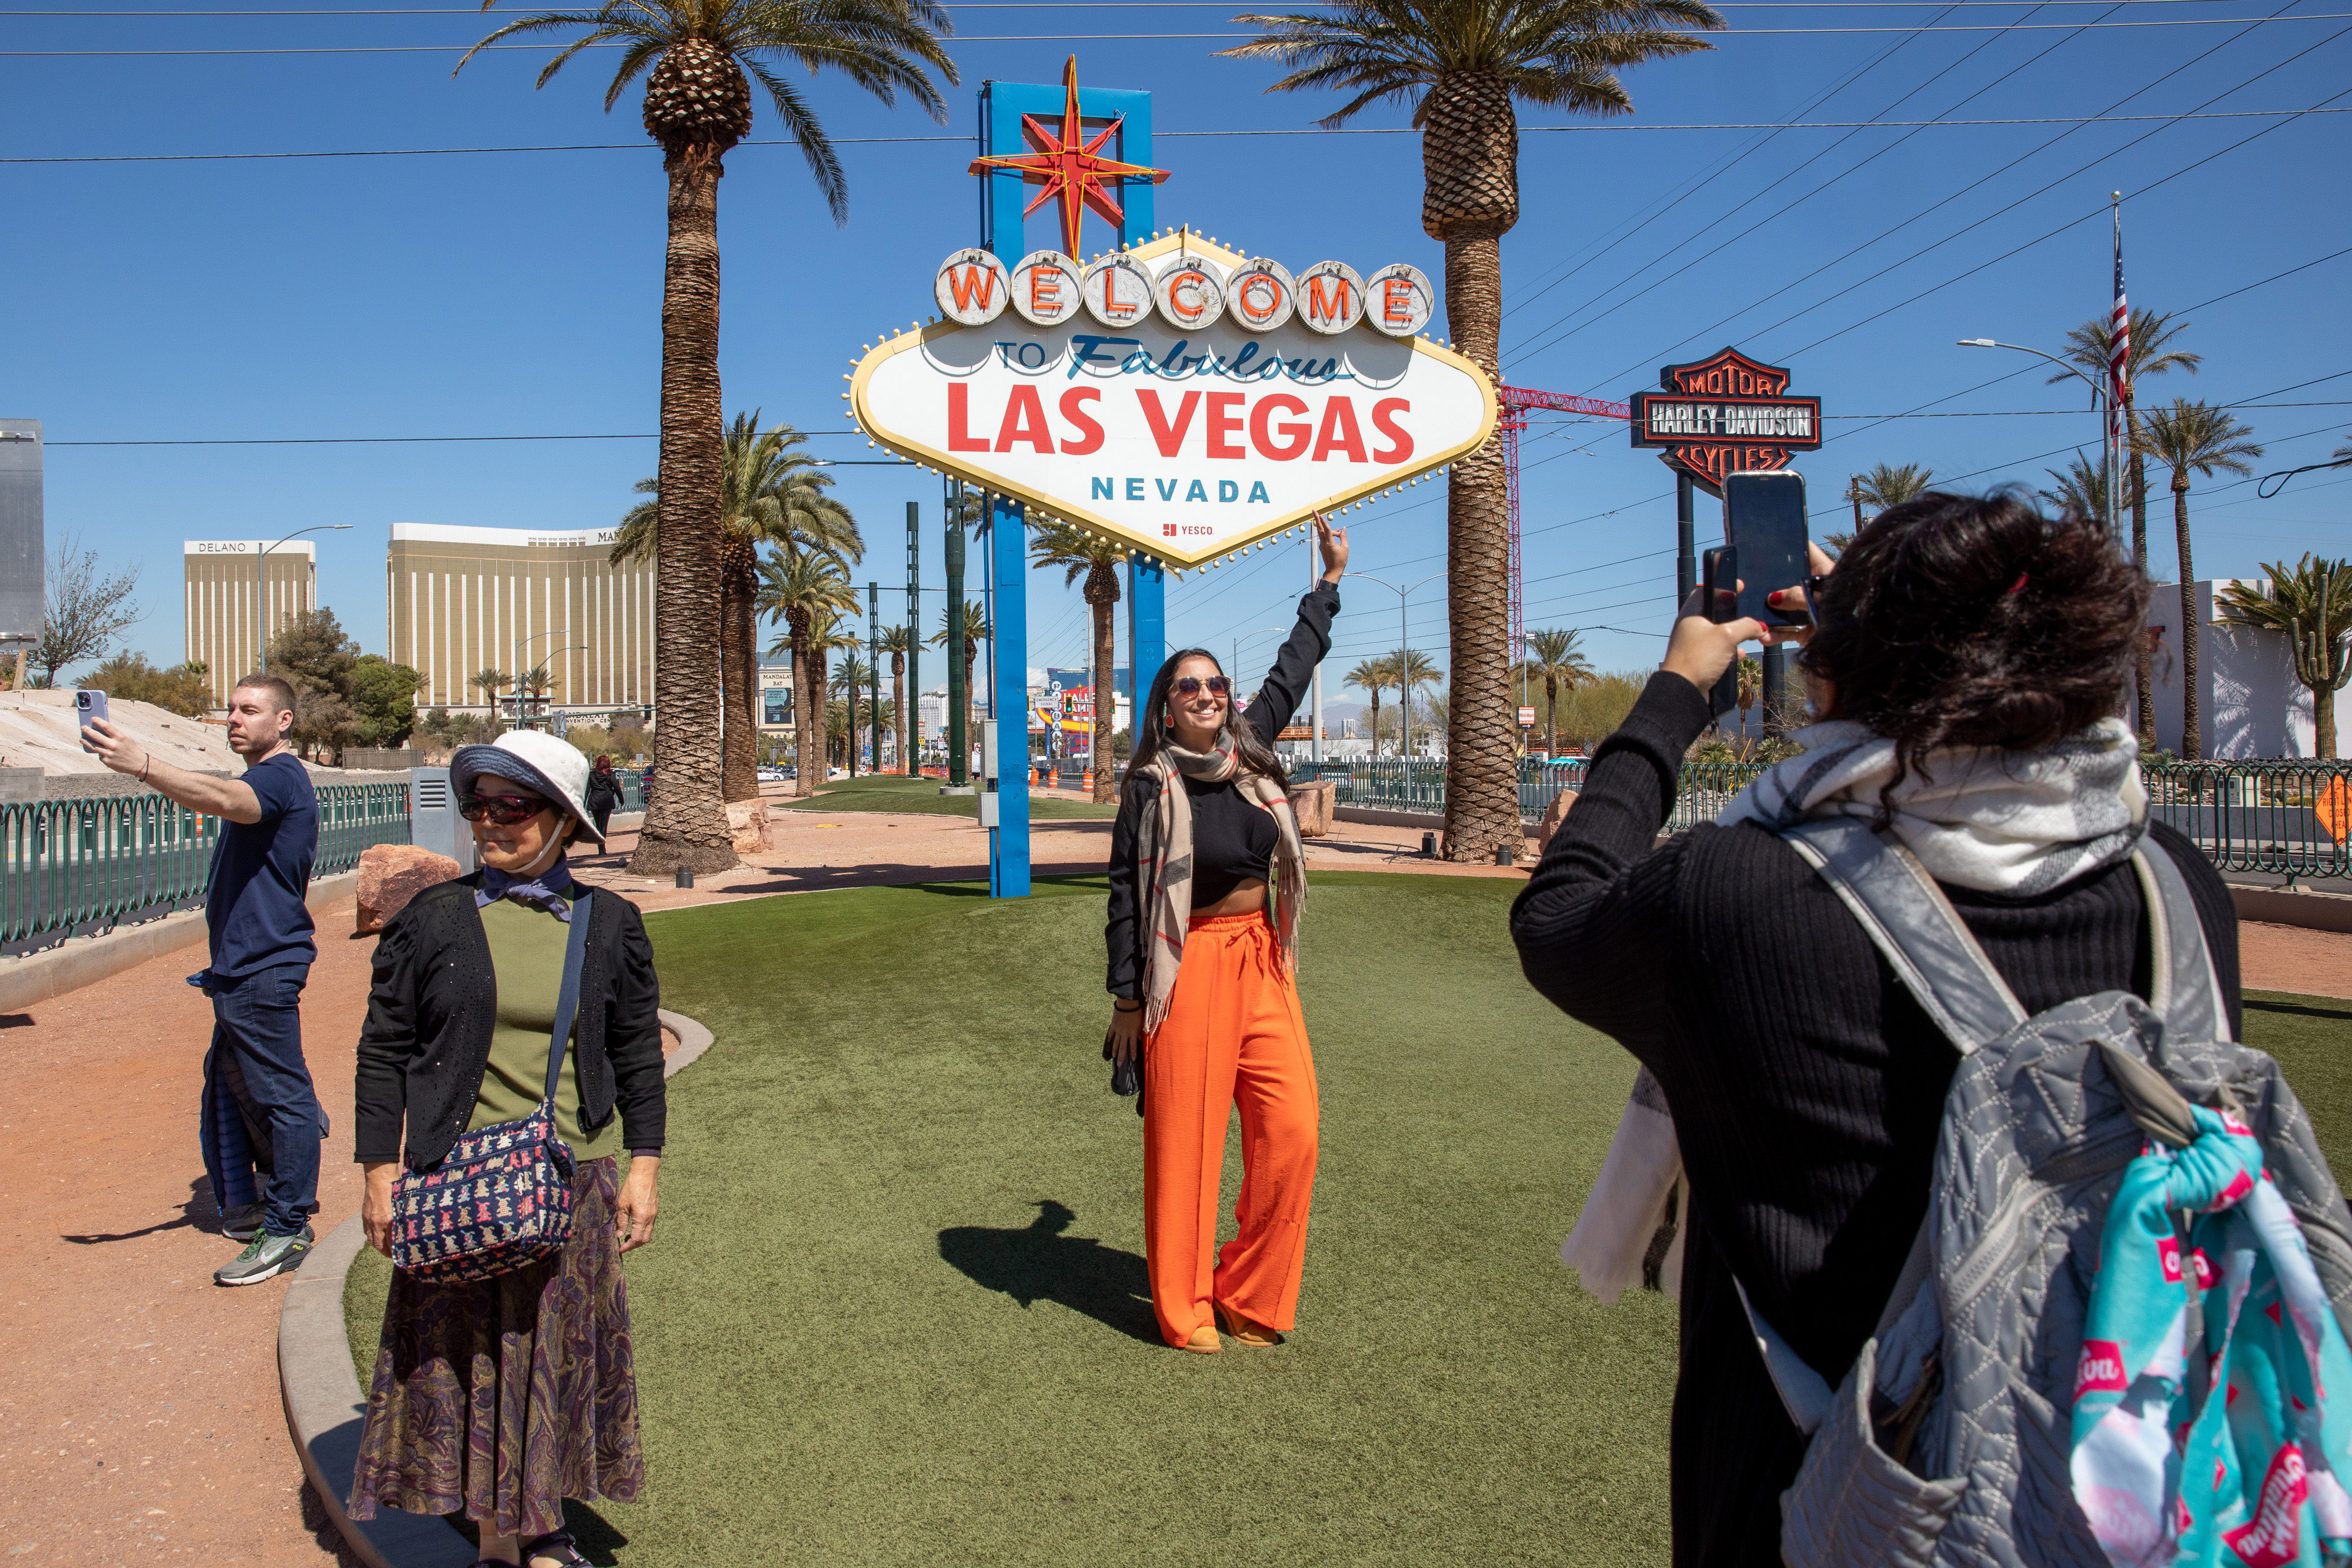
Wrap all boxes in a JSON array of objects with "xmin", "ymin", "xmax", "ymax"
[
  {"xmin": 630, "ymin": 152, "xmax": 738, "ymax": 875},
  {"xmin": 718, "ymin": 534, "xmax": 759, "ymax": 803},
  {"xmin": 1438, "ymin": 230, "xmax": 1516, "ymax": 860},
  {"xmin": 893, "ymin": 657, "xmax": 907, "ymax": 775},
  {"xmin": 2126, "ymin": 397, "xmax": 2156, "ymax": 744},
  {"xmin": 790, "ymin": 621, "xmax": 814, "ymax": 797},
  {"xmin": 1544, "ymin": 674, "xmax": 1557, "ymax": 754},
  {"xmin": 963, "ymin": 641, "xmax": 979, "ymax": 778},
  {"xmin": 2175, "ymin": 477, "xmax": 2199, "ymax": 758},
  {"xmin": 1091, "ymin": 596, "xmax": 1115, "ymax": 803}
]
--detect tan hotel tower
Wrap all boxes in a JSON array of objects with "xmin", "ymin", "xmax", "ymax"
[
  {"xmin": 386, "ymin": 522, "xmax": 657, "ymax": 713},
  {"xmin": 184, "ymin": 540, "xmax": 316, "ymax": 710}
]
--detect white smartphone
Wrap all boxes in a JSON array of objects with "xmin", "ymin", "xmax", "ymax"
[{"xmin": 75, "ymin": 688, "xmax": 109, "ymax": 752}]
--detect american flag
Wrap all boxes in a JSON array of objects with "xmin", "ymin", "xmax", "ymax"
[{"xmin": 2108, "ymin": 220, "xmax": 2130, "ymax": 444}]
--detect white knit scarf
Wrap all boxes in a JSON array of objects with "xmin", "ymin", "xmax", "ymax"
[
  {"xmin": 1132, "ymin": 740, "xmax": 1307, "ymax": 1034},
  {"xmin": 1561, "ymin": 717, "xmax": 2149, "ymax": 1303}
]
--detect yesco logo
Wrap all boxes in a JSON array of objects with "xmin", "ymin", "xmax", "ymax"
[
  {"xmin": 2076, "ymin": 1339, "xmax": 2128, "ymax": 1395},
  {"xmin": 2223, "ymin": 1445, "xmax": 2308, "ymax": 1568}
]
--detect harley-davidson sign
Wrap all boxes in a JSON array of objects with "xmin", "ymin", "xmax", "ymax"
[
  {"xmin": 848, "ymin": 231, "xmax": 1495, "ymax": 571},
  {"xmin": 1629, "ymin": 347, "xmax": 1822, "ymax": 489}
]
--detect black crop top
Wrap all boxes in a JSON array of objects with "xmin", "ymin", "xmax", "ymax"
[{"xmin": 1103, "ymin": 583, "xmax": 1338, "ymax": 999}]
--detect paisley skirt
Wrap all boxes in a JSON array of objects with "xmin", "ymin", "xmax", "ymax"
[{"xmin": 347, "ymin": 1155, "xmax": 643, "ymax": 1539}]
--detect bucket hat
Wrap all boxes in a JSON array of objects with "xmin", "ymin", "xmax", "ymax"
[{"xmin": 449, "ymin": 730, "xmax": 604, "ymax": 847}]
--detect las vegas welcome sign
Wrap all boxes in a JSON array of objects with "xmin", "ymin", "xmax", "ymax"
[{"xmin": 847, "ymin": 230, "xmax": 1498, "ymax": 572}]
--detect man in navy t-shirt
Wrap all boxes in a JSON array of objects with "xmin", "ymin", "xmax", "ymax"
[{"xmin": 86, "ymin": 673, "xmax": 326, "ymax": 1286}]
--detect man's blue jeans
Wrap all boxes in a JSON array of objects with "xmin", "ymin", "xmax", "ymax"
[{"xmin": 199, "ymin": 964, "xmax": 325, "ymax": 1238}]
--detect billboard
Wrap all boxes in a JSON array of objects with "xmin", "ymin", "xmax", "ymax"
[{"xmin": 0, "ymin": 420, "xmax": 42, "ymax": 648}]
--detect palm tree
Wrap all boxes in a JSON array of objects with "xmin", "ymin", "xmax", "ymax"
[
  {"xmin": 517, "ymin": 661, "xmax": 557, "ymax": 718},
  {"xmin": 1735, "ymin": 655, "xmax": 1762, "ymax": 742},
  {"xmin": 2217, "ymin": 556, "xmax": 2352, "ymax": 758},
  {"xmin": 874, "ymin": 624, "xmax": 914, "ymax": 774},
  {"xmin": 804, "ymin": 607, "xmax": 859, "ymax": 778},
  {"xmin": 459, "ymin": 1, "xmax": 953, "ymax": 872},
  {"xmin": 2038, "ymin": 452, "xmax": 2111, "ymax": 522},
  {"xmin": 928, "ymin": 600, "xmax": 992, "ymax": 776},
  {"xmin": 756, "ymin": 547, "xmax": 857, "ymax": 795},
  {"xmin": 2056, "ymin": 307, "xmax": 2200, "ymax": 745},
  {"xmin": 613, "ymin": 411, "xmax": 858, "ymax": 803},
  {"xmin": 2134, "ymin": 399, "xmax": 2263, "ymax": 758},
  {"xmin": 831, "ymin": 653, "xmax": 879, "ymax": 772},
  {"xmin": 1522, "ymin": 627, "xmax": 1592, "ymax": 755},
  {"xmin": 470, "ymin": 667, "xmax": 511, "ymax": 720},
  {"xmin": 1221, "ymin": 0, "xmax": 1722, "ymax": 859},
  {"xmin": 1029, "ymin": 523, "xmax": 1125, "ymax": 802},
  {"xmin": 1389, "ymin": 647, "xmax": 1441, "ymax": 757},
  {"xmin": 1852, "ymin": 462, "xmax": 1934, "ymax": 516},
  {"xmin": 1345, "ymin": 655, "xmax": 1396, "ymax": 754}
]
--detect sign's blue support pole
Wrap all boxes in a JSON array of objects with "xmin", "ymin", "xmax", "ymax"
[
  {"xmin": 989, "ymin": 490, "xmax": 1030, "ymax": 898},
  {"xmin": 1128, "ymin": 553, "xmax": 1165, "ymax": 708},
  {"xmin": 978, "ymin": 75, "xmax": 1156, "ymax": 897}
]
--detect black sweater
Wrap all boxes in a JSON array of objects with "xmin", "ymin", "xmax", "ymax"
[
  {"xmin": 1508, "ymin": 673, "xmax": 2239, "ymax": 1568},
  {"xmin": 354, "ymin": 877, "xmax": 668, "ymax": 1169},
  {"xmin": 1104, "ymin": 583, "xmax": 1338, "ymax": 999}
]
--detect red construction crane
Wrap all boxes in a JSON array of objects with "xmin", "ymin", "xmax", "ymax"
[{"xmin": 1498, "ymin": 386, "xmax": 1632, "ymax": 666}]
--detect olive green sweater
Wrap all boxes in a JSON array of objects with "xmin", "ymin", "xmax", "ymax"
[{"xmin": 464, "ymin": 897, "xmax": 622, "ymax": 1160}]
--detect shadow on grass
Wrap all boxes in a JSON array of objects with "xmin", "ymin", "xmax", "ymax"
[
  {"xmin": 938, "ymin": 1200, "xmax": 1158, "ymax": 1346},
  {"xmin": 2247, "ymin": 995, "xmax": 2352, "ymax": 1023}
]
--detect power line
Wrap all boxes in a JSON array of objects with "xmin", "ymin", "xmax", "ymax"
[{"xmin": 15, "ymin": 15, "xmax": 2352, "ymax": 49}]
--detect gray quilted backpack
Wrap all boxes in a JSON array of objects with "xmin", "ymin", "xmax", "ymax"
[{"xmin": 1745, "ymin": 817, "xmax": 2352, "ymax": 1568}]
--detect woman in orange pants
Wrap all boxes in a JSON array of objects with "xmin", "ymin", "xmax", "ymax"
[{"xmin": 1105, "ymin": 513, "xmax": 1346, "ymax": 1353}]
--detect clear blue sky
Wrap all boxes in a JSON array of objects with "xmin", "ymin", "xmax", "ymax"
[{"xmin": 5, "ymin": 1, "xmax": 2347, "ymax": 697}]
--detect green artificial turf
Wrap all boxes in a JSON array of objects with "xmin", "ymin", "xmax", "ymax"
[
  {"xmin": 771, "ymin": 773, "xmax": 1118, "ymax": 820},
  {"xmin": 342, "ymin": 884, "xmax": 2352, "ymax": 1566}
]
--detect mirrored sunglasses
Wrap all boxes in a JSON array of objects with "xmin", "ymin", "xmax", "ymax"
[
  {"xmin": 1172, "ymin": 676, "xmax": 1230, "ymax": 698},
  {"xmin": 458, "ymin": 792, "xmax": 552, "ymax": 826}
]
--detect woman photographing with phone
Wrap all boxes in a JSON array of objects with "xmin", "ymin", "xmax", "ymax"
[
  {"xmin": 1104, "ymin": 511, "xmax": 1347, "ymax": 1354},
  {"xmin": 1511, "ymin": 491, "xmax": 2239, "ymax": 1565}
]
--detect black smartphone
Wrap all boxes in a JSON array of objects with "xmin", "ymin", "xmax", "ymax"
[
  {"xmin": 1699, "ymin": 548, "xmax": 1739, "ymax": 720},
  {"xmin": 1723, "ymin": 470, "xmax": 1810, "ymax": 626}
]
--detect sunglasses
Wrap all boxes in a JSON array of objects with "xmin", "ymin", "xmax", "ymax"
[
  {"xmin": 458, "ymin": 793, "xmax": 553, "ymax": 826},
  {"xmin": 1172, "ymin": 676, "xmax": 1230, "ymax": 698}
]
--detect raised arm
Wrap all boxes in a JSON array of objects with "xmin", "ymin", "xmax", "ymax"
[
  {"xmin": 82, "ymin": 719, "xmax": 266, "ymax": 823},
  {"xmin": 1245, "ymin": 512, "xmax": 1348, "ymax": 745}
]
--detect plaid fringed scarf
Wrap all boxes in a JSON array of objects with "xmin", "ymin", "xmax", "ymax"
[{"xmin": 1133, "ymin": 740, "xmax": 1307, "ymax": 1034}]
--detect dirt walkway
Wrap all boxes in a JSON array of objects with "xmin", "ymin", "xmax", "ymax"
[
  {"xmin": 0, "ymin": 897, "xmax": 376, "ymax": 1568},
  {"xmin": 2, "ymin": 801, "xmax": 2340, "ymax": 1568}
]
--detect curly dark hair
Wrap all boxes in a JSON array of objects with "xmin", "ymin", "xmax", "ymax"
[{"xmin": 1800, "ymin": 487, "xmax": 2147, "ymax": 785}]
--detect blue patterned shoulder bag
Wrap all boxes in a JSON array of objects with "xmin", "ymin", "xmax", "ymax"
[{"xmin": 391, "ymin": 891, "xmax": 594, "ymax": 1283}]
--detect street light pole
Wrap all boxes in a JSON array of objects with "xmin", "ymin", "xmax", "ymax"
[
  {"xmin": 255, "ymin": 524, "xmax": 351, "ymax": 674},
  {"xmin": 1959, "ymin": 338, "xmax": 2117, "ymax": 545},
  {"xmin": 514, "ymin": 627, "xmax": 572, "ymax": 727},
  {"xmin": 1349, "ymin": 571, "xmax": 1445, "ymax": 758}
]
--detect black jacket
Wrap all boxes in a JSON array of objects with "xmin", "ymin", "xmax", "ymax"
[
  {"xmin": 1509, "ymin": 673, "xmax": 2239, "ymax": 1568},
  {"xmin": 584, "ymin": 769, "xmax": 623, "ymax": 811},
  {"xmin": 353, "ymin": 875, "xmax": 667, "ymax": 1170},
  {"xmin": 1104, "ymin": 583, "xmax": 1337, "ymax": 998}
]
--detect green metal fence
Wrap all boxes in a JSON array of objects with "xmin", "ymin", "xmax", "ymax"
[
  {"xmin": 0, "ymin": 781, "xmax": 412, "ymax": 954},
  {"xmin": 1291, "ymin": 755, "xmax": 2352, "ymax": 878}
]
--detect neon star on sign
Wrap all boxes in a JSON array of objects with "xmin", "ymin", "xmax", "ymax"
[
  {"xmin": 848, "ymin": 233, "xmax": 1494, "ymax": 571},
  {"xmin": 966, "ymin": 56, "xmax": 1171, "ymax": 263}
]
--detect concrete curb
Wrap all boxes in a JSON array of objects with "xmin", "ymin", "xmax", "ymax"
[
  {"xmin": 2233, "ymin": 882, "xmax": 2352, "ymax": 934},
  {"xmin": 279, "ymin": 1006, "xmax": 717, "ymax": 1568},
  {"xmin": 1333, "ymin": 805, "xmax": 1541, "ymax": 834},
  {"xmin": 0, "ymin": 868, "xmax": 361, "ymax": 1014}
]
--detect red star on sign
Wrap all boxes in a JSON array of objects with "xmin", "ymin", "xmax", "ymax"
[{"xmin": 968, "ymin": 55, "xmax": 1170, "ymax": 260}]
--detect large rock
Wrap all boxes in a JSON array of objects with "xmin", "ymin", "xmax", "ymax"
[
  {"xmin": 1536, "ymin": 788, "xmax": 1581, "ymax": 857},
  {"xmin": 725, "ymin": 798, "xmax": 771, "ymax": 854},
  {"xmin": 356, "ymin": 843, "xmax": 463, "ymax": 934},
  {"xmin": 1287, "ymin": 778, "xmax": 1337, "ymax": 838}
]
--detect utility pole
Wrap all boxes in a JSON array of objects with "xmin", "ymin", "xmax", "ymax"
[
  {"xmin": 868, "ymin": 581, "xmax": 881, "ymax": 775},
  {"xmin": 907, "ymin": 499, "xmax": 921, "ymax": 775},
  {"xmin": 946, "ymin": 486, "xmax": 968, "ymax": 788},
  {"xmin": 1675, "ymin": 468, "xmax": 1696, "ymax": 605}
]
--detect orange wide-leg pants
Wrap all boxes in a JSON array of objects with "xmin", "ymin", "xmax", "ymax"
[{"xmin": 1143, "ymin": 911, "xmax": 1320, "ymax": 1349}]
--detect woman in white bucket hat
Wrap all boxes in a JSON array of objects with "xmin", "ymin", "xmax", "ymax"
[{"xmin": 348, "ymin": 728, "xmax": 667, "ymax": 1568}]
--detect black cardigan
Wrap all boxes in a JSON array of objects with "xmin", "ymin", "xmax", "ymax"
[
  {"xmin": 1104, "ymin": 583, "xmax": 1337, "ymax": 999},
  {"xmin": 1508, "ymin": 673, "xmax": 2239, "ymax": 1568},
  {"xmin": 354, "ymin": 876, "xmax": 668, "ymax": 1170}
]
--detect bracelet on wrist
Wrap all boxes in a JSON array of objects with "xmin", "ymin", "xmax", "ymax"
[{"xmin": 1112, "ymin": 999, "xmax": 1142, "ymax": 1012}]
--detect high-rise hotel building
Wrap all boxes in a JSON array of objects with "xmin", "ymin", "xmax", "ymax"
[
  {"xmin": 386, "ymin": 523, "xmax": 657, "ymax": 713},
  {"xmin": 184, "ymin": 540, "xmax": 317, "ymax": 710}
]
